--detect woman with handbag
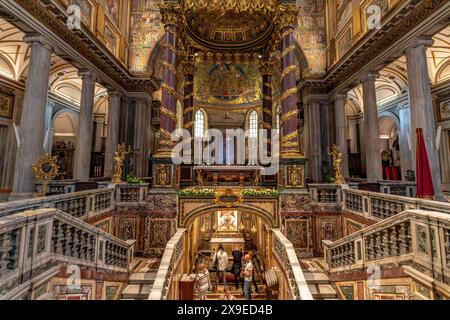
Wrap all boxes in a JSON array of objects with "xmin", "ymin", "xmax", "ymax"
[{"xmin": 194, "ymin": 263, "xmax": 211, "ymax": 300}]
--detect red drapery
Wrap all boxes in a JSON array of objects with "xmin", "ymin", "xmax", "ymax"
[{"xmin": 416, "ymin": 128, "xmax": 434, "ymax": 198}]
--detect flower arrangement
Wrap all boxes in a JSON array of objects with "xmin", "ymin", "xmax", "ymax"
[
  {"xmin": 242, "ymin": 188, "xmax": 279, "ymax": 197},
  {"xmin": 126, "ymin": 174, "xmax": 145, "ymax": 185},
  {"xmin": 178, "ymin": 187, "xmax": 215, "ymax": 197}
]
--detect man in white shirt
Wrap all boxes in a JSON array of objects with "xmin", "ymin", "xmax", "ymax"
[{"xmin": 243, "ymin": 254, "xmax": 253, "ymax": 300}]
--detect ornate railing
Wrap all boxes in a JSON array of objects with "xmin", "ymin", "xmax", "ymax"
[
  {"xmin": 342, "ymin": 189, "xmax": 450, "ymax": 221},
  {"xmin": 148, "ymin": 229, "xmax": 185, "ymax": 300},
  {"xmin": 323, "ymin": 210, "xmax": 450, "ymax": 286},
  {"xmin": 379, "ymin": 181, "xmax": 416, "ymax": 197},
  {"xmin": 309, "ymin": 184, "xmax": 343, "ymax": 204},
  {"xmin": 271, "ymin": 229, "xmax": 313, "ymax": 300},
  {"xmin": 0, "ymin": 188, "xmax": 114, "ymax": 220},
  {"xmin": 35, "ymin": 180, "xmax": 78, "ymax": 196},
  {"xmin": 0, "ymin": 208, "xmax": 133, "ymax": 299},
  {"xmin": 115, "ymin": 184, "xmax": 149, "ymax": 204}
]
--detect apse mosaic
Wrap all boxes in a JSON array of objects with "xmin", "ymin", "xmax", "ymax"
[{"xmin": 195, "ymin": 63, "xmax": 261, "ymax": 105}]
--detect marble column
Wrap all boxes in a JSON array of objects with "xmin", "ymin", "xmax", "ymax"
[
  {"xmin": 348, "ymin": 119, "xmax": 358, "ymax": 154},
  {"xmin": 334, "ymin": 93, "xmax": 349, "ymax": 178},
  {"xmin": 279, "ymin": 15, "xmax": 301, "ymax": 158},
  {"xmin": 398, "ymin": 105, "xmax": 413, "ymax": 180},
  {"xmin": 94, "ymin": 116, "xmax": 105, "ymax": 152},
  {"xmin": 303, "ymin": 100, "xmax": 311, "ymax": 181},
  {"xmin": 10, "ymin": 34, "xmax": 52, "ymax": 200},
  {"xmin": 357, "ymin": 116, "xmax": 366, "ymax": 173},
  {"xmin": 406, "ymin": 36, "xmax": 444, "ymax": 199},
  {"xmin": 157, "ymin": 8, "xmax": 179, "ymax": 157},
  {"xmin": 104, "ymin": 91, "xmax": 121, "ymax": 177},
  {"xmin": 260, "ymin": 61, "xmax": 274, "ymax": 155},
  {"xmin": 361, "ymin": 72, "xmax": 383, "ymax": 183},
  {"xmin": 73, "ymin": 70, "xmax": 95, "ymax": 182},
  {"xmin": 309, "ymin": 99, "xmax": 322, "ymax": 182},
  {"xmin": 3, "ymin": 90, "xmax": 24, "ymax": 189},
  {"xmin": 134, "ymin": 98, "xmax": 149, "ymax": 177},
  {"xmin": 44, "ymin": 101, "xmax": 55, "ymax": 154}
]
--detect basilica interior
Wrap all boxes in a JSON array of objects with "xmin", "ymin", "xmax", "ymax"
[{"xmin": 0, "ymin": 0, "xmax": 449, "ymax": 301}]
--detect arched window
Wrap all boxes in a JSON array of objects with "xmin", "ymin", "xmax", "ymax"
[
  {"xmin": 248, "ymin": 110, "xmax": 258, "ymax": 138},
  {"xmin": 194, "ymin": 109, "xmax": 205, "ymax": 138}
]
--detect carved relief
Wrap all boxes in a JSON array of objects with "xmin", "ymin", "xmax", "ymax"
[
  {"xmin": 119, "ymin": 218, "xmax": 137, "ymax": 241},
  {"xmin": 280, "ymin": 193, "xmax": 312, "ymax": 212},
  {"xmin": 285, "ymin": 219, "xmax": 309, "ymax": 249},
  {"xmin": 149, "ymin": 219, "xmax": 174, "ymax": 248},
  {"xmin": 146, "ymin": 193, "xmax": 178, "ymax": 214}
]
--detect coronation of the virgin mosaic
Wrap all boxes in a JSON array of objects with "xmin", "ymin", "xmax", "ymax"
[{"xmin": 0, "ymin": 0, "xmax": 448, "ymax": 303}]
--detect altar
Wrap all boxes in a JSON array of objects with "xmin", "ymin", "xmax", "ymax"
[
  {"xmin": 194, "ymin": 165, "xmax": 262, "ymax": 185},
  {"xmin": 210, "ymin": 237, "xmax": 245, "ymax": 256}
]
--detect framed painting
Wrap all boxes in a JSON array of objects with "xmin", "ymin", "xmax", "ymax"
[
  {"xmin": 437, "ymin": 98, "xmax": 450, "ymax": 121},
  {"xmin": 0, "ymin": 93, "xmax": 13, "ymax": 119}
]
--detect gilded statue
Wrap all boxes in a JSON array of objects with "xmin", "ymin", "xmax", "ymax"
[
  {"xmin": 251, "ymin": 169, "xmax": 261, "ymax": 187},
  {"xmin": 196, "ymin": 169, "xmax": 205, "ymax": 186},
  {"xmin": 155, "ymin": 165, "xmax": 170, "ymax": 187},
  {"xmin": 112, "ymin": 143, "xmax": 131, "ymax": 184},
  {"xmin": 288, "ymin": 165, "xmax": 303, "ymax": 187},
  {"xmin": 328, "ymin": 144, "xmax": 345, "ymax": 184}
]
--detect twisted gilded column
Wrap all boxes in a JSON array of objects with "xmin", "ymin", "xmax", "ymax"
[
  {"xmin": 259, "ymin": 61, "xmax": 274, "ymax": 155},
  {"xmin": 157, "ymin": 5, "xmax": 179, "ymax": 157},
  {"xmin": 182, "ymin": 61, "xmax": 195, "ymax": 137},
  {"xmin": 278, "ymin": 8, "xmax": 301, "ymax": 158}
]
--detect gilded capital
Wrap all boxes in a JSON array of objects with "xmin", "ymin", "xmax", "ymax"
[
  {"xmin": 182, "ymin": 60, "xmax": 196, "ymax": 75},
  {"xmin": 275, "ymin": 5, "xmax": 299, "ymax": 29},
  {"xmin": 160, "ymin": 4, "xmax": 180, "ymax": 26},
  {"xmin": 259, "ymin": 60, "xmax": 275, "ymax": 76}
]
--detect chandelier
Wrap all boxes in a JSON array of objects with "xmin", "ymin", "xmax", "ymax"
[{"xmin": 182, "ymin": 0, "xmax": 279, "ymax": 15}]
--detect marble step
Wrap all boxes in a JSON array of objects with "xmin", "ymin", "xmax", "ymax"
[
  {"xmin": 128, "ymin": 271, "xmax": 157, "ymax": 285},
  {"xmin": 302, "ymin": 271, "xmax": 331, "ymax": 284},
  {"xmin": 121, "ymin": 284, "xmax": 153, "ymax": 300},
  {"xmin": 307, "ymin": 283, "xmax": 338, "ymax": 300}
]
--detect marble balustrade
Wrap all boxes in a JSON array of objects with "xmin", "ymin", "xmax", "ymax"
[
  {"xmin": 323, "ymin": 210, "xmax": 450, "ymax": 286},
  {"xmin": 0, "ymin": 208, "xmax": 133, "ymax": 299}
]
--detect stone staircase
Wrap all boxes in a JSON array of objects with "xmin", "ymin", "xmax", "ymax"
[
  {"xmin": 205, "ymin": 284, "xmax": 266, "ymax": 300},
  {"xmin": 300, "ymin": 258, "xmax": 338, "ymax": 300},
  {"xmin": 121, "ymin": 258, "xmax": 160, "ymax": 300}
]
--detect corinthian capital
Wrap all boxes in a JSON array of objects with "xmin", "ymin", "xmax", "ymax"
[
  {"xmin": 160, "ymin": 3, "xmax": 181, "ymax": 26},
  {"xmin": 275, "ymin": 5, "xmax": 299, "ymax": 29},
  {"xmin": 258, "ymin": 60, "xmax": 275, "ymax": 76}
]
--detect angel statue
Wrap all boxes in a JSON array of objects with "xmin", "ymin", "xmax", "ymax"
[
  {"xmin": 112, "ymin": 143, "xmax": 128, "ymax": 184},
  {"xmin": 328, "ymin": 144, "xmax": 345, "ymax": 184}
]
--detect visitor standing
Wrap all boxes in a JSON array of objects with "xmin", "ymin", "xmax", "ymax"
[
  {"xmin": 194, "ymin": 263, "xmax": 211, "ymax": 300},
  {"xmin": 231, "ymin": 246, "xmax": 243, "ymax": 289},
  {"xmin": 243, "ymin": 254, "xmax": 253, "ymax": 300},
  {"xmin": 213, "ymin": 244, "xmax": 228, "ymax": 289}
]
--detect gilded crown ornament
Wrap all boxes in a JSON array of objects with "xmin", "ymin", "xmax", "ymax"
[
  {"xmin": 328, "ymin": 144, "xmax": 346, "ymax": 185},
  {"xmin": 32, "ymin": 153, "xmax": 59, "ymax": 197}
]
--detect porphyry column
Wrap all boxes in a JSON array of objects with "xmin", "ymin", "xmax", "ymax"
[
  {"xmin": 157, "ymin": 5, "xmax": 179, "ymax": 157},
  {"xmin": 10, "ymin": 34, "xmax": 52, "ymax": 200},
  {"xmin": 260, "ymin": 61, "xmax": 274, "ymax": 155},
  {"xmin": 73, "ymin": 70, "xmax": 95, "ymax": 182},
  {"xmin": 279, "ymin": 9, "xmax": 301, "ymax": 158},
  {"xmin": 361, "ymin": 72, "xmax": 383, "ymax": 183}
]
